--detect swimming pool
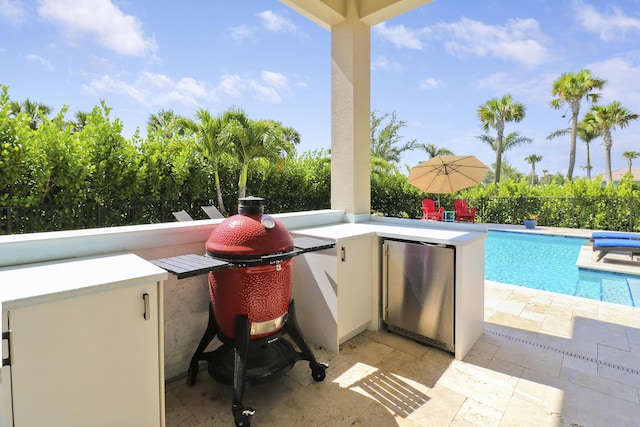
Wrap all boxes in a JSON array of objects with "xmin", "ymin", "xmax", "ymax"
[{"xmin": 485, "ymin": 230, "xmax": 640, "ymax": 307}]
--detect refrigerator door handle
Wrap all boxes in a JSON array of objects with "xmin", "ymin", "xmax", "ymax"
[{"xmin": 382, "ymin": 242, "xmax": 389, "ymax": 321}]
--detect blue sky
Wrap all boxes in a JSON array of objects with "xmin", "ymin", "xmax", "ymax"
[{"xmin": 1, "ymin": 0, "xmax": 640, "ymax": 178}]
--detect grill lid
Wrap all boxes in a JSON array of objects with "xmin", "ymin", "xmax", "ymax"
[{"xmin": 205, "ymin": 197, "xmax": 294, "ymax": 260}]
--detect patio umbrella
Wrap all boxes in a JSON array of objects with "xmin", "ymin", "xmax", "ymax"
[{"xmin": 408, "ymin": 155, "xmax": 489, "ymax": 203}]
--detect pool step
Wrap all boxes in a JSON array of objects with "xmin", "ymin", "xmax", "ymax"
[
  {"xmin": 600, "ymin": 277, "xmax": 634, "ymax": 306},
  {"xmin": 574, "ymin": 275, "xmax": 601, "ymax": 301},
  {"xmin": 628, "ymin": 277, "xmax": 640, "ymax": 306},
  {"xmin": 576, "ymin": 245, "xmax": 640, "ymax": 276},
  {"xmin": 574, "ymin": 273, "xmax": 638, "ymax": 307}
]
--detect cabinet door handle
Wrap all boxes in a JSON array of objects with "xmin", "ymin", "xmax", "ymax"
[
  {"xmin": 2, "ymin": 331, "xmax": 11, "ymax": 366},
  {"xmin": 143, "ymin": 293, "xmax": 151, "ymax": 320},
  {"xmin": 341, "ymin": 246, "xmax": 346, "ymax": 262}
]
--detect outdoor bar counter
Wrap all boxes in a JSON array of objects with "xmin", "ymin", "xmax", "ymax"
[{"xmin": 288, "ymin": 217, "xmax": 487, "ymax": 360}]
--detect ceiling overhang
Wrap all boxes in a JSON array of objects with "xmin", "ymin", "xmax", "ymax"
[{"xmin": 279, "ymin": 0, "xmax": 434, "ymax": 29}]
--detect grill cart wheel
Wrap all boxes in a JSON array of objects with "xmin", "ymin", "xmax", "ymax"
[
  {"xmin": 232, "ymin": 405, "xmax": 255, "ymax": 427},
  {"xmin": 311, "ymin": 361, "xmax": 328, "ymax": 381}
]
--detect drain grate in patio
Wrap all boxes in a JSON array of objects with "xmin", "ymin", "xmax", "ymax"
[{"xmin": 485, "ymin": 329, "xmax": 640, "ymax": 376}]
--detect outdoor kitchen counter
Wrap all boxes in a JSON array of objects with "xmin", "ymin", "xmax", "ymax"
[
  {"xmin": 0, "ymin": 253, "xmax": 168, "ymax": 426},
  {"xmin": 0, "ymin": 253, "xmax": 167, "ymax": 333},
  {"xmin": 289, "ymin": 220, "xmax": 487, "ymax": 360},
  {"xmin": 289, "ymin": 220, "xmax": 487, "ymax": 245}
]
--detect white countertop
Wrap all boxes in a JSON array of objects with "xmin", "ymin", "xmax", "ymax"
[
  {"xmin": 290, "ymin": 221, "xmax": 487, "ymax": 245},
  {"xmin": 0, "ymin": 253, "xmax": 168, "ymax": 333}
]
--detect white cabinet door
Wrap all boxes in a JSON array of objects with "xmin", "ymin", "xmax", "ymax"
[
  {"xmin": 336, "ymin": 236, "xmax": 372, "ymax": 341},
  {"xmin": 7, "ymin": 282, "xmax": 162, "ymax": 427},
  {"xmin": 291, "ymin": 234, "xmax": 373, "ymax": 353},
  {"xmin": 292, "ymin": 246, "xmax": 339, "ymax": 353}
]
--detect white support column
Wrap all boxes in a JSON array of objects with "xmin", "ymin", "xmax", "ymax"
[
  {"xmin": 330, "ymin": 3, "xmax": 371, "ymax": 216},
  {"xmin": 280, "ymin": 0, "xmax": 433, "ymax": 217}
]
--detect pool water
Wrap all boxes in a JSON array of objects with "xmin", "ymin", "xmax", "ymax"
[{"xmin": 485, "ymin": 230, "xmax": 640, "ymax": 307}]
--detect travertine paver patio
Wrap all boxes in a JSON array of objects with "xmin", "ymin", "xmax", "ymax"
[{"xmin": 165, "ymin": 280, "xmax": 640, "ymax": 426}]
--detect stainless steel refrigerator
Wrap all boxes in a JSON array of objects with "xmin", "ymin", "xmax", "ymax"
[{"xmin": 382, "ymin": 239, "xmax": 455, "ymax": 353}]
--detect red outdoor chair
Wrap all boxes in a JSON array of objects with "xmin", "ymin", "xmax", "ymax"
[
  {"xmin": 421, "ymin": 199, "xmax": 444, "ymax": 221},
  {"xmin": 454, "ymin": 199, "xmax": 477, "ymax": 223}
]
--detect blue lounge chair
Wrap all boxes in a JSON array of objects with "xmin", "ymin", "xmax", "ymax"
[
  {"xmin": 591, "ymin": 231, "xmax": 640, "ymax": 240},
  {"xmin": 592, "ymin": 238, "xmax": 640, "ymax": 261}
]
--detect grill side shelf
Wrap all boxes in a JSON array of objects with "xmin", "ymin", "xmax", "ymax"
[
  {"xmin": 150, "ymin": 254, "xmax": 232, "ymax": 279},
  {"xmin": 149, "ymin": 237, "xmax": 335, "ymax": 279},
  {"xmin": 292, "ymin": 236, "xmax": 336, "ymax": 252}
]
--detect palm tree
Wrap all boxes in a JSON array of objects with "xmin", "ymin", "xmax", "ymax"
[
  {"xmin": 477, "ymin": 131, "xmax": 531, "ymax": 181},
  {"xmin": 477, "ymin": 94, "xmax": 526, "ymax": 183},
  {"xmin": 10, "ymin": 98, "xmax": 53, "ymax": 130},
  {"xmin": 525, "ymin": 154, "xmax": 542, "ymax": 186},
  {"xmin": 280, "ymin": 126, "xmax": 301, "ymax": 145},
  {"xmin": 223, "ymin": 108, "xmax": 297, "ymax": 199},
  {"xmin": 481, "ymin": 159, "xmax": 525, "ymax": 183},
  {"xmin": 147, "ymin": 109, "xmax": 187, "ymax": 139},
  {"xmin": 582, "ymin": 101, "xmax": 639, "ymax": 183},
  {"xmin": 181, "ymin": 108, "xmax": 232, "ymax": 215},
  {"xmin": 547, "ymin": 121, "xmax": 599, "ymax": 179},
  {"xmin": 550, "ymin": 69, "xmax": 606, "ymax": 180},
  {"xmin": 622, "ymin": 151, "xmax": 640, "ymax": 174},
  {"xmin": 477, "ymin": 131, "xmax": 532, "ymax": 154},
  {"xmin": 70, "ymin": 110, "xmax": 90, "ymax": 132},
  {"xmin": 417, "ymin": 143, "xmax": 454, "ymax": 159}
]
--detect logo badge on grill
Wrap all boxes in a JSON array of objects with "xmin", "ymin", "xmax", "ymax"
[{"xmin": 249, "ymin": 312, "xmax": 288, "ymax": 336}]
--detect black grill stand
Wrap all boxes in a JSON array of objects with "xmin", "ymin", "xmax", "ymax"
[{"xmin": 187, "ymin": 299, "xmax": 328, "ymax": 427}]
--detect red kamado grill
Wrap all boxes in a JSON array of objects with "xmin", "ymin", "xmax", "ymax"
[{"xmin": 151, "ymin": 197, "xmax": 331, "ymax": 427}]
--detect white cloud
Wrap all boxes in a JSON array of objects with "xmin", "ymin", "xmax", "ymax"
[
  {"xmin": 261, "ymin": 71, "xmax": 288, "ymax": 89},
  {"xmin": 375, "ymin": 17, "xmax": 550, "ymax": 66},
  {"xmin": 371, "ymin": 55, "xmax": 402, "ymax": 71},
  {"xmin": 84, "ymin": 72, "xmax": 214, "ymax": 107},
  {"xmin": 37, "ymin": 0, "xmax": 157, "ymax": 57},
  {"xmin": 219, "ymin": 71, "xmax": 292, "ymax": 103},
  {"xmin": 229, "ymin": 25, "xmax": 255, "ymax": 42},
  {"xmin": 85, "ymin": 54, "xmax": 110, "ymax": 71},
  {"xmin": 249, "ymin": 84, "xmax": 281, "ymax": 103},
  {"xmin": 419, "ymin": 77, "xmax": 443, "ymax": 90},
  {"xmin": 436, "ymin": 17, "xmax": 550, "ymax": 66},
  {"xmin": 85, "ymin": 75, "xmax": 146, "ymax": 104},
  {"xmin": 84, "ymin": 69, "xmax": 297, "ymax": 107},
  {"xmin": 257, "ymin": 10, "xmax": 296, "ymax": 33},
  {"xmin": 575, "ymin": 1, "xmax": 640, "ymax": 42},
  {"xmin": 587, "ymin": 57, "xmax": 640, "ymax": 112},
  {"xmin": 0, "ymin": 0, "xmax": 26, "ymax": 26},
  {"xmin": 26, "ymin": 53, "xmax": 54, "ymax": 70},
  {"xmin": 475, "ymin": 71, "xmax": 557, "ymax": 104},
  {"xmin": 217, "ymin": 75, "xmax": 246, "ymax": 98},
  {"xmin": 373, "ymin": 22, "xmax": 423, "ymax": 49},
  {"xmin": 228, "ymin": 11, "xmax": 298, "ymax": 42}
]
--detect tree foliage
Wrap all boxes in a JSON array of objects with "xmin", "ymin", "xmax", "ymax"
[
  {"xmin": 2, "ymin": 84, "xmax": 638, "ymax": 234},
  {"xmin": 525, "ymin": 154, "xmax": 542, "ymax": 187},
  {"xmin": 547, "ymin": 121, "xmax": 599, "ymax": 179},
  {"xmin": 417, "ymin": 143, "xmax": 454, "ymax": 160},
  {"xmin": 550, "ymin": 69, "xmax": 606, "ymax": 180},
  {"xmin": 582, "ymin": 101, "xmax": 639, "ymax": 183},
  {"xmin": 623, "ymin": 151, "xmax": 640, "ymax": 174},
  {"xmin": 477, "ymin": 94, "xmax": 526, "ymax": 184},
  {"xmin": 370, "ymin": 110, "xmax": 417, "ymax": 166}
]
